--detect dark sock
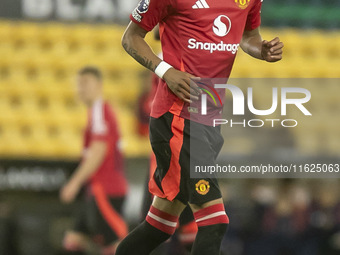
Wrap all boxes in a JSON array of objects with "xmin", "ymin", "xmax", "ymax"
[
  {"xmin": 116, "ymin": 221, "xmax": 171, "ymax": 255},
  {"xmin": 191, "ymin": 224, "xmax": 228, "ymax": 255}
]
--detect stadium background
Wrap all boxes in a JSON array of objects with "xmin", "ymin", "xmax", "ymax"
[{"xmin": 0, "ymin": 0, "xmax": 339, "ymax": 254}]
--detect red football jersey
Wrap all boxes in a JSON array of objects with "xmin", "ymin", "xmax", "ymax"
[
  {"xmin": 83, "ymin": 99, "xmax": 128, "ymax": 196},
  {"xmin": 130, "ymin": 0, "xmax": 262, "ymax": 125}
]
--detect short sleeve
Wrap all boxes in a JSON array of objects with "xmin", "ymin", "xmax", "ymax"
[
  {"xmin": 91, "ymin": 101, "xmax": 109, "ymax": 141},
  {"xmin": 130, "ymin": 0, "xmax": 175, "ymax": 32},
  {"xmin": 245, "ymin": 0, "xmax": 262, "ymax": 31}
]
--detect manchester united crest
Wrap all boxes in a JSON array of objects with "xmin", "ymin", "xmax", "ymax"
[
  {"xmin": 235, "ymin": 0, "xmax": 251, "ymax": 9},
  {"xmin": 195, "ymin": 180, "xmax": 210, "ymax": 195}
]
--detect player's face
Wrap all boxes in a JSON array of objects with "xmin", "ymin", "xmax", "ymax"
[{"xmin": 76, "ymin": 74, "xmax": 101, "ymax": 105}]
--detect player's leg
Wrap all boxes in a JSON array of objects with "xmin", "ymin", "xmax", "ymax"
[
  {"xmin": 116, "ymin": 196, "xmax": 186, "ymax": 255},
  {"xmin": 140, "ymin": 152, "xmax": 157, "ymax": 221},
  {"xmin": 63, "ymin": 217, "xmax": 104, "ymax": 255},
  {"xmin": 189, "ymin": 198, "xmax": 229, "ymax": 255},
  {"xmin": 187, "ymin": 122, "xmax": 229, "ymax": 254},
  {"xmin": 177, "ymin": 206, "xmax": 198, "ymax": 252},
  {"xmin": 62, "ymin": 231, "xmax": 88, "ymax": 255},
  {"xmin": 62, "ymin": 199, "xmax": 90, "ymax": 255},
  {"xmin": 101, "ymin": 197, "xmax": 128, "ymax": 255},
  {"xmin": 63, "ymin": 230, "xmax": 107, "ymax": 255},
  {"xmin": 90, "ymin": 184, "xmax": 129, "ymax": 255},
  {"xmin": 116, "ymin": 112, "xmax": 189, "ymax": 255}
]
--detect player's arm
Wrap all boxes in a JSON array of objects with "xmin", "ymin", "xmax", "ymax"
[
  {"xmin": 69, "ymin": 140, "xmax": 107, "ymax": 186},
  {"xmin": 240, "ymin": 27, "xmax": 284, "ymax": 62},
  {"xmin": 122, "ymin": 21, "xmax": 161, "ymax": 72},
  {"xmin": 60, "ymin": 141, "xmax": 107, "ymax": 204},
  {"xmin": 122, "ymin": 22, "xmax": 200, "ymax": 103}
]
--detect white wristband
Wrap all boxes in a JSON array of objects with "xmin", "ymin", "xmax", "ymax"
[{"xmin": 155, "ymin": 61, "xmax": 173, "ymax": 79}]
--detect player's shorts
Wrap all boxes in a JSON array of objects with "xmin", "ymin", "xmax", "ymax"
[
  {"xmin": 73, "ymin": 194, "xmax": 125, "ymax": 246},
  {"xmin": 141, "ymin": 152, "xmax": 195, "ymax": 225},
  {"xmin": 149, "ymin": 112, "xmax": 223, "ymax": 205}
]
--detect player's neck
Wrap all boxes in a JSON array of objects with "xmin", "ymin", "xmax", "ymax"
[{"xmin": 87, "ymin": 95, "xmax": 103, "ymax": 108}]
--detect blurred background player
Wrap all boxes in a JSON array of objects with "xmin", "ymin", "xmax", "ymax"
[{"xmin": 60, "ymin": 67, "xmax": 128, "ymax": 255}]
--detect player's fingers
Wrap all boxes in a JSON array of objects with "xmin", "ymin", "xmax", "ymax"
[
  {"xmin": 179, "ymin": 86, "xmax": 194, "ymax": 100},
  {"xmin": 190, "ymin": 76, "xmax": 202, "ymax": 85},
  {"xmin": 184, "ymin": 83, "xmax": 200, "ymax": 95},
  {"xmin": 268, "ymin": 55, "xmax": 282, "ymax": 62},
  {"xmin": 177, "ymin": 91, "xmax": 192, "ymax": 104},
  {"xmin": 189, "ymin": 75, "xmax": 201, "ymax": 81},
  {"xmin": 262, "ymin": 40, "xmax": 270, "ymax": 48},
  {"xmin": 61, "ymin": 192, "xmax": 69, "ymax": 202},
  {"xmin": 190, "ymin": 87, "xmax": 201, "ymax": 97},
  {"xmin": 269, "ymin": 37, "xmax": 280, "ymax": 47},
  {"xmin": 60, "ymin": 193, "xmax": 68, "ymax": 203},
  {"xmin": 191, "ymin": 85, "xmax": 201, "ymax": 95},
  {"xmin": 186, "ymin": 76, "xmax": 201, "ymax": 95},
  {"xmin": 180, "ymin": 80, "xmax": 200, "ymax": 97},
  {"xmin": 270, "ymin": 42, "xmax": 284, "ymax": 53},
  {"xmin": 179, "ymin": 80, "xmax": 191, "ymax": 93},
  {"xmin": 269, "ymin": 49, "xmax": 283, "ymax": 55},
  {"xmin": 181, "ymin": 88, "xmax": 199, "ymax": 101},
  {"xmin": 175, "ymin": 85, "xmax": 190, "ymax": 99},
  {"xmin": 179, "ymin": 84, "xmax": 199, "ymax": 101}
]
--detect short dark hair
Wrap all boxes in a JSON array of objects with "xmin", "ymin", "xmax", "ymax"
[{"xmin": 78, "ymin": 66, "xmax": 103, "ymax": 80}]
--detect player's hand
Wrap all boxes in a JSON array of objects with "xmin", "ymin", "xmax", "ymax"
[
  {"xmin": 261, "ymin": 37, "xmax": 284, "ymax": 62},
  {"xmin": 163, "ymin": 68, "xmax": 201, "ymax": 103},
  {"xmin": 60, "ymin": 180, "xmax": 81, "ymax": 204}
]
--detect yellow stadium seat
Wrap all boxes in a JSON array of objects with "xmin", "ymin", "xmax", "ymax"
[
  {"xmin": 49, "ymin": 126, "xmax": 82, "ymax": 158},
  {"xmin": 0, "ymin": 22, "xmax": 17, "ymax": 44},
  {"xmin": 122, "ymin": 135, "xmax": 151, "ymax": 157},
  {"xmin": 93, "ymin": 26, "xmax": 124, "ymax": 46},
  {"xmin": 0, "ymin": 43, "xmax": 17, "ymax": 65},
  {"xmin": 278, "ymin": 29, "xmax": 303, "ymax": 58},
  {"xmin": 0, "ymin": 124, "xmax": 32, "ymax": 156},
  {"xmin": 39, "ymin": 23, "xmax": 71, "ymax": 44},
  {"xmin": 67, "ymin": 25, "xmax": 94, "ymax": 45},
  {"xmin": 0, "ymin": 97, "xmax": 17, "ymax": 123}
]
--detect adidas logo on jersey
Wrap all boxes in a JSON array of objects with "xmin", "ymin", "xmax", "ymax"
[{"xmin": 192, "ymin": 0, "xmax": 210, "ymax": 9}]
